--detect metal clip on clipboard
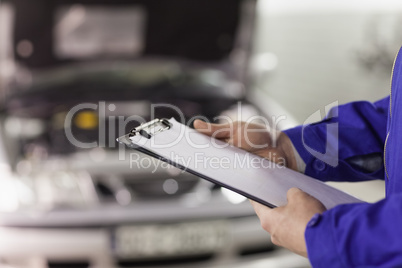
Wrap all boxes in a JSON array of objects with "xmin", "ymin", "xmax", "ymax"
[{"xmin": 129, "ymin": 118, "xmax": 172, "ymax": 139}]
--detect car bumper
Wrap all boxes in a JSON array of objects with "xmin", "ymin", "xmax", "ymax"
[{"xmin": 0, "ymin": 216, "xmax": 279, "ymax": 268}]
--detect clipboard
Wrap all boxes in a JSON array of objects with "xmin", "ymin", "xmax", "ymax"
[{"xmin": 117, "ymin": 118, "xmax": 363, "ymax": 209}]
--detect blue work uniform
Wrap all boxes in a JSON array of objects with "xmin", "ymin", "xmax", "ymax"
[{"xmin": 284, "ymin": 46, "xmax": 402, "ymax": 267}]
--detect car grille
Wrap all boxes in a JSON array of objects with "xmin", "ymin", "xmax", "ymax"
[
  {"xmin": 123, "ymin": 175, "xmax": 200, "ymax": 199},
  {"xmin": 116, "ymin": 254, "xmax": 214, "ymax": 267},
  {"xmin": 94, "ymin": 172, "xmax": 202, "ymax": 203},
  {"xmin": 47, "ymin": 261, "xmax": 90, "ymax": 268}
]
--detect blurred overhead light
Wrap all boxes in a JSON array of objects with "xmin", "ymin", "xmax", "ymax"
[
  {"xmin": 163, "ymin": 179, "xmax": 179, "ymax": 195},
  {"xmin": 221, "ymin": 188, "xmax": 246, "ymax": 204},
  {"xmin": 16, "ymin": 40, "xmax": 34, "ymax": 58},
  {"xmin": 5, "ymin": 117, "xmax": 45, "ymax": 138}
]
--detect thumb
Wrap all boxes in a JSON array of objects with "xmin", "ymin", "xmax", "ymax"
[
  {"xmin": 286, "ymin": 187, "xmax": 309, "ymax": 205},
  {"xmin": 194, "ymin": 119, "xmax": 232, "ymax": 139}
]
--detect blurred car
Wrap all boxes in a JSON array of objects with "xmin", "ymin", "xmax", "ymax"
[{"xmin": 0, "ymin": 1, "xmax": 286, "ymax": 268}]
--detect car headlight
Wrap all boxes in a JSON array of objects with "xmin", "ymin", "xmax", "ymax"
[
  {"xmin": 0, "ymin": 165, "xmax": 20, "ymax": 212},
  {"xmin": 0, "ymin": 162, "xmax": 95, "ymax": 212}
]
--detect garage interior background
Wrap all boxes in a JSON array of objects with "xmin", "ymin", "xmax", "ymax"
[{"xmin": 0, "ymin": 0, "xmax": 401, "ymax": 267}]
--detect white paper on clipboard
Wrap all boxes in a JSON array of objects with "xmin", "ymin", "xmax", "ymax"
[{"xmin": 117, "ymin": 118, "xmax": 362, "ymax": 209}]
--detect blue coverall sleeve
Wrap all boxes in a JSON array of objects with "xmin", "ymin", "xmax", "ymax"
[
  {"xmin": 305, "ymin": 193, "xmax": 402, "ymax": 267},
  {"xmin": 284, "ymin": 97, "xmax": 389, "ymax": 182},
  {"xmin": 284, "ymin": 97, "xmax": 398, "ymax": 267}
]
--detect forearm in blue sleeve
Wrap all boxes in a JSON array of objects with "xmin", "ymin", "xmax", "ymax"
[
  {"xmin": 305, "ymin": 194, "xmax": 402, "ymax": 267},
  {"xmin": 284, "ymin": 97, "xmax": 389, "ymax": 182}
]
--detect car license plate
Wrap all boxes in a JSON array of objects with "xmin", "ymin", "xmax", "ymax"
[{"xmin": 112, "ymin": 220, "xmax": 229, "ymax": 258}]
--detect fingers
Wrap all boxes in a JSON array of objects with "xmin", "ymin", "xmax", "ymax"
[
  {"xmin": 249, "ymin": 200, "xmax": 275, "ymax": 232},
  {"xmin": 250, "ymin": 200, "xmax": 272, "ymax": 218},
  {"xmin": 251, "ymin": 188, "xmax": 325, "ymax": 257},
  {"xmin": 193, "ymin": 119, "xmax": 232, "ymax": 139}
]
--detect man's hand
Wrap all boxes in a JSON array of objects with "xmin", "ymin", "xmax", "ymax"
[
  {"xmin": 193, "ymin": 120, "xmax": 298, "ymax": 170},
  {"xmin": 250, "ymin": 188, "xmax": 326, "ymax": 257},
  {"xmin": 194, "ymin": 120, "xmax": 326, "ymax": 257}
]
